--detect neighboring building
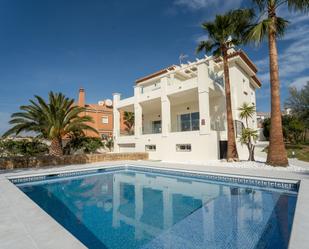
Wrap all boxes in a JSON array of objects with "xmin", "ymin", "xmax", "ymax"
[
  {"xmin": 113, "ymin": 49, "xmax": 261, "ymax": 161},
  {"xmin": 256, "ymin": 112, "xmax": 270, "ymax": 141},
  {"xmin": 256, "ymin": 112, "xmax": 270, "ymax": 128},
  {"xmin": 282, "ymin": 107, "xmax": 292, "ymax": 116},
  {"xmin": 77, "ymin": 88, "xmax": 114, "ymax": 139}
]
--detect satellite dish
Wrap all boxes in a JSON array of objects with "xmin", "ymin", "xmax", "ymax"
[
  {"xmin": 98, "ymin": 101, "xmax": 104, "ymax": 106},
  {"xmin": 105, "ymin": 99, "xmax": 113, "ymax": 107}
]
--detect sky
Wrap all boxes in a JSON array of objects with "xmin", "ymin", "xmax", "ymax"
[{"xmin": 0, "ymin": 0, "xmax": 308, "ymax": 134}]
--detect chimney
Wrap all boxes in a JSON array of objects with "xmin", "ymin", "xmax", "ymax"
[{"xmin": 78, "ymin": 88, "xmax": 85, "ymax": 107}]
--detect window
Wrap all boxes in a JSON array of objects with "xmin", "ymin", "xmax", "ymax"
[
  {"xmin": 191, "ymin": 112, "xmax": 200, "ymax": 130},
  {"xmin": 176, "ymin": 144, "xmax": 191, "ymax": 152},
  {"xmin": 178, "ymin": 112, "xmax": 200, "ymax": 131},
  {"xmin": 101, "ymin": 134, "xmax": 109, "ymax": 140},
  {"xmin": 102, "ymin": 116, "xmax": 109, "ymax": 124},
  {"xmin": 145, "ymin": 145, "xmax": 156, "ymax": 151},
  {"xmin": 152, "ymin": 120, "xmax": 162, "ymax": 133},
  {"xmin": 234, "ymin": 120, "xmax": 244, "ymax": 137},
  {"xmin": 243, "ymin": 78, "xmax": 248, "ymax": 94}
]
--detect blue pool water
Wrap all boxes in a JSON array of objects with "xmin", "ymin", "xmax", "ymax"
[{"xmin": 16, "ymin": 168, "xmax": 298, "ymax": 249}]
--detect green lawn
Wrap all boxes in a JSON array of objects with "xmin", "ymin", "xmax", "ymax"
[
  {"xmin": 285, "ymin": 144, "xmax": 309, "ymax": 162},
  {"xmin": 263, "ymin": 144, "xmax": 309, "ymax": 162}
]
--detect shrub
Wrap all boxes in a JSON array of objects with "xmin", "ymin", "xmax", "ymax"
[
  {"xmin": 262, "ymin": 115, "xmax": 306, "ymax": 143},
  {"xmin": 0, "ymin": 139, "xmax": 49, "ymax": 157},
  {"xmin": 64, "ymin": 137, "xmax": 104, "ymax": 155},
  {"xmin": 104, "ymin": 137, "xmax": 114, "ymax": 152}
]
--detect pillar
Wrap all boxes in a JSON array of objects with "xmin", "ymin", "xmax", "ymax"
[
  {"xmin": 134, "ymin": 103, "xmax": 142, "ymax": 138},
  {"xmin": 197, "ymin": 63, "xmax": 211, "ymax": 134},
  {"xmin": 161, "ymin": 77, "xmax": 171, "ymax": 137},
  {"xmin": 113, "ymin": 93, "xmax": 121, "ymax": 152}
]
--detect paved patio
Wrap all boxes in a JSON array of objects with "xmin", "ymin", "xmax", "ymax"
[{"xmin": 1, "ymin": 160, "xmax": 309, "ymax": 249}]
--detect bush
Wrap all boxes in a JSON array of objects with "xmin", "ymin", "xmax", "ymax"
[
  {"xmin": 104, "ymin": 137, "xmax": 114, "ymax": 152},
  {"xmin": 262, "ymin": 118, "xmax": 271, "ymax": 140},
  {"xmin": 262, "ymin": 115, "xmax": 306, "ymax": 143},
  {"xmin": 0, "ymin": 139, "xmax": 49, "ymax": 157},
  {"xmin": 64, "ymin": 137, "xmax": 104, "ymax": 155}
]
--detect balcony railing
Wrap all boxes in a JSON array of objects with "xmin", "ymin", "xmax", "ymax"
[
  {"xmin": 142, "ymin": 123, "xmax": 162, "ymax": 135},
  {"xmin": 120, "ymin": 130, "xmax": 134, "ymax": 136},
  {"xmin": 141, "ymin": 83, "xmax": 161, "ymax": 94}
]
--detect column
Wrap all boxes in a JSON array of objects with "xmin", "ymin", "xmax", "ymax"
[
  {"xmin": 134, "ymin": 103, "xmax": 142, "ymax": 138},
  {"xmin": 113, "ymin": 93, "xmax": 121, "ymax": 152},
  {"xmin": 197, "ymin": 63, "xmax": 211, "ymax": 134},
  {"xmin": 161, "ymin": 77, "xmax": 171, "ymax": 137},
  {"xmin": 133, "ymin": 86, "xmax": 142, "ymax": 138}
]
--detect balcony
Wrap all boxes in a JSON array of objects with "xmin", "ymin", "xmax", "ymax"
[
  {"xmin": 141, "ymin": 98, "xmax": 162, "ymax": 135},
  {"xmin": 140, "ymin": 80, "xmax": 161, "ymax": 94}
]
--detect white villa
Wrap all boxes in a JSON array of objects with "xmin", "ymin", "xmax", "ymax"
[{"xmin": 113, "ymin": 49, "xmax": 261, "ymax": 162}]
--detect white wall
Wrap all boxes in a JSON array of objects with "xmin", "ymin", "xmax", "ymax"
[
  {"xmin": 118, "ymin": 143, "xmax": 136, "ymax": 153},
  {"xmin": 134, "ymin": 131, "xmax": 219, "ymax": 162},
  {"xmin": 209, "ymin": 93, "xmax": 226, "ymax": 132},
  {"xmin": 229, "ymin": 64, "xmax": 258, "ymax": 160},
  {"xmin": 229, "ymin": 65, "xmax": 257, "ymax": 129}
]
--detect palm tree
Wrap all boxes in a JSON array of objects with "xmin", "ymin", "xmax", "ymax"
[
  {"xmin": 238, "ymin": 103, "xmax": 258, "ymax": 161},
  {"xmin": 196, "ymin": 9, "xmax": 254, "ymax": 162},
  {"xmin": 239, "ymin": 102, "xmax": 256, "ymax": 127},
  {"xmin": 246, "ymin": 0, "xmax": 309, "ymax": 166},
  {"xmin": 3, "ymin": 92, "xmax": 98, "ymax": 156},
  {"xmin": 123, "ymin": 111, "xmax": 134, "ymax": 135}
]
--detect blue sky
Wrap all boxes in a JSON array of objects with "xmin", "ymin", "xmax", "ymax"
[{"xmin": 0, "ymin": 0, "xmax": 308, "ymax": 134}]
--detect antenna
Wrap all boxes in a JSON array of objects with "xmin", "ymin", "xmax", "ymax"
[{"xmin": 179, "ymin": 53, "xmax": 188, "ymax": 65}]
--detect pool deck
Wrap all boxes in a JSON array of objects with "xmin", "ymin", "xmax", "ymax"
[{"xmin": 1, "ymin": 160, "xmax": 309, "ymax": 249}]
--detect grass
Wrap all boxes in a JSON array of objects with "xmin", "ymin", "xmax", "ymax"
[
  {"xmin": 263, "ymin": 143, "xmax": 309, "ymax": 162},
  {"xmin": 285, "ymin": 144, "xmax": 309, "ymax": 162}
]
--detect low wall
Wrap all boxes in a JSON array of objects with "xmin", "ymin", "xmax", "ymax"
[{"xmin": 0, "ymin": 152, "xmax": 149, "ymax": 170}]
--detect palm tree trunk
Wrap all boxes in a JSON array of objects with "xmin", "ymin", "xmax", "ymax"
[
  {"xmin": 49, "ymin": 137, "xmax": 63, "ymax": 156},
  {"xmin": 266, "ymin": 14, "xmax": 288, "ymax": 167},
  {"xmin": 223, "ymin": 49, "xmax": 239, "ymax": 161}
]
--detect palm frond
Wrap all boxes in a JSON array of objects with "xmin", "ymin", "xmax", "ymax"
[
  {"xmin": 252, "ymin": 0, "xmax": 268, "ymax": 11},
  {"xmin": 238, "ymin": 103, "xmax": 256, "ymax": 120},
  {"xmin": 275, "ymin": 17, "xmax": 289, "ymax": 38},
  {"xmin": 196, "ymin": 40, "xmax": 217, "ymax": 54},
  {"xmin": 197, "ymin": 9, "xmax": 254, "ymax": 56},
  {"xmin": 245, "ymin": 18, "xmax": 271, "ymax": 44},
  {"xmin": 287, "ymin": 0, "xmax": 309, "ymax": 12},
  {"xmin": 4, "ymin": 91, "xmax": 98, "ymax": 140}
]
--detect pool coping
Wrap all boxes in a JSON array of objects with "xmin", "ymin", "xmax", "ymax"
[{"xmin": 0, "ymin": 160, "xmax": 309, "ymax": 249}]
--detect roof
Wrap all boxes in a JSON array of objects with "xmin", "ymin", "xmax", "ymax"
[
  {"xmin": 134, "ymin": 50, "xmax": 261, "ymax": 87},
  {"xmin": 227, "ymin": 50, "xmax": 258, "ymax": 74},
  {"xmin": 135, "ymin": 66, "xmax": 176, "ymax": 84},
  {"xmin": 84, "ymin": 104, "xmax": 113, "ymax": 112},
  {"xmin": 251, "ymin": 75, "xmax": 262, "ymax": 88}
]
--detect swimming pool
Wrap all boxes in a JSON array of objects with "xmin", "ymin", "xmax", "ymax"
[{"xmin": 13, "ymin": 166, "xmax": 298, "ymax": 249}]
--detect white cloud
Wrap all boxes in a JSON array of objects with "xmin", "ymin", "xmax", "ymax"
[
  {"xmin": 195, "ymin": 34, "xmax": 209, "ymax": 43},
  {"xmin": 174, "ymin": 0, "xmax": 243, "ymax": 11},
  {"xmin": 290, "ymin": 76, "xmax": 309, "ymax": 89}
]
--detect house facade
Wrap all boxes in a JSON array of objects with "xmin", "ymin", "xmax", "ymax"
[
  {"xmin": 113, "ymin": 49, "xmax": 261, "ymax": 161},
  {"xmin": 77, "ymin": 88, "xmax": 114, "ymax": 139}
]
